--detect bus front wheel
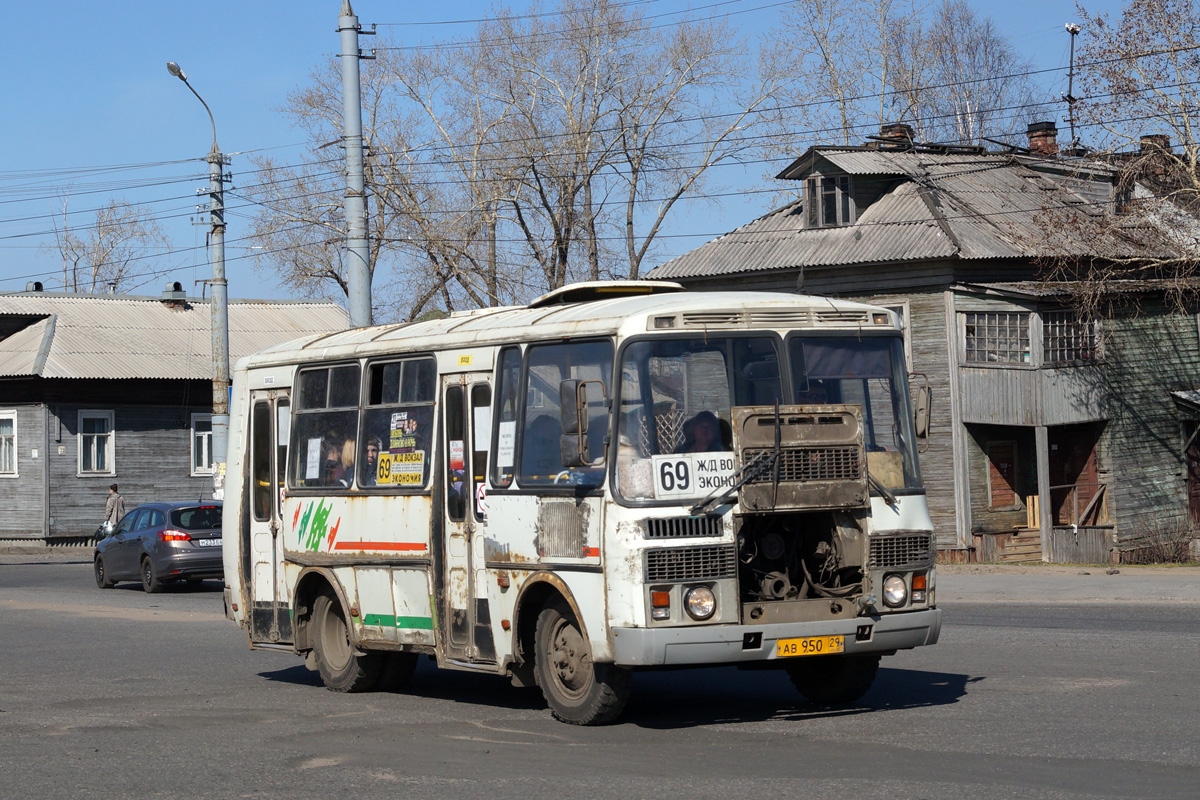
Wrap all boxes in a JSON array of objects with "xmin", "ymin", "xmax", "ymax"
[
  {"xmin": 534, "ymin": 599, "xmax": 631, "ymax": 725},
  {"xmin": 312, "ymin": 590, "xmax": 383, "ymax": 693},
  {"xmin": 785, "ymin": 653, "xmax": 880, "ymax": 706}
]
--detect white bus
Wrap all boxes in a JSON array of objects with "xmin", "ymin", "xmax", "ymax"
[{"xmin": 223, "ymin": 282, "xmax": 941, "ymax": 724}]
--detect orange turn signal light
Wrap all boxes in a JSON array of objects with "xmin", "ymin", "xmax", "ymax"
[
  {"xmin": 912, "ymin": 573, "xmax": 927, "ymax": 591},
  {"xmin": 651, "ymin": 590, "xmax": 671, "ymax": 608}
]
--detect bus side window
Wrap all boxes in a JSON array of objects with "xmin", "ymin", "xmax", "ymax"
[
  {"xmin": 518, "ymin": 340, "xmax": 613, "ymax": 487},
  {"xmin": 491, "ymin": 347, "xmax": 521, "ymax": 488},
  {"xmin": 288, "ymin": 364, "xmax": 360, "ymax": 488},
  {"xmin": 470, "ymin": 383, "xmax": 491, "ymax": 520}
]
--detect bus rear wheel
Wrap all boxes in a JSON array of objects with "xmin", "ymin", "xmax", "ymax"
[
  {"xmin": 311, "ymin": 590, "xmax": 383, "ymax": 693},
  {"xmin": 534, "ymin": 599, "xmax": 631, "ymax": 725},
  {"xmin": 785, "ymin": 653, "xmax": 880, "ymax": 706}
]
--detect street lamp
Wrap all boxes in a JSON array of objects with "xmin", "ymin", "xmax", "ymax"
[{"xmin": 167, "ymin": 61, "xmax": 230, "ymax": 497}]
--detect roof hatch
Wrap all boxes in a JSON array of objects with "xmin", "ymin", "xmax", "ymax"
[{"xmin": 527, "ymin": 280, "xmax": 685, "ymax": 308}]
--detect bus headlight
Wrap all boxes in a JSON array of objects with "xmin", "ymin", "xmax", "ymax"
[
  {"xmin": 882, "ymin": 574, "xmax": 908, "ymax": 608},
  {"xmin": 684, "ymin": 586, "xmax": 716, "ymax": 620}
]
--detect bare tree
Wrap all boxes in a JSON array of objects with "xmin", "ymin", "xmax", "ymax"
[
  {"xmin": 777, "ymin": 0, "xmax": 1045, "ymax": 147},
  {"xmin": 1029, "ymin": 0, "xmax": 1200, "ymax": 312},
  {"xmin": 244, "ymin": 0, "xmax": 790, "ymax": 315},
  {"xmin": 45, "ymin": 196, "xmax": 169, "ymax": 293}
]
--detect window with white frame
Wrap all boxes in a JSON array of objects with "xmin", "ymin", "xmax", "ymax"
[
  {"xmin": 0, "ymin": 412, "xmax": 15, "ymax": 475},
  {"xmin": 79, "ymin": 410, "xmax": 114, "ymax": 474},
  {"xmin": 963, "ymin": 311, "xmax": 1031, "ymax": 364},
  {"xmin": 191, "ymin": 413, "xmax": 214, "ymax": 475},
  {"xmin": 881, "ymin": 303, "xmax": 912, "ymax": 372},
  {"xmin": 1043, "ymin": 309, "xmax": 1100, "ymax": 364}
]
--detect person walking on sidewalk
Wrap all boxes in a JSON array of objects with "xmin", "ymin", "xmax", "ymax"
[{"xmin": 104, "ymin": 484, "xmax": 125, "ymax": 526}]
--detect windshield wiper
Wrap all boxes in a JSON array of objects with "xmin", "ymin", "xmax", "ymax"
[
  {"xmin": 867, "ymin": 472, "xmax": 898, "ymax": 506},
  {"xmin": 689, "ymin": 449, "xmax": 777, "ymax": 517}
]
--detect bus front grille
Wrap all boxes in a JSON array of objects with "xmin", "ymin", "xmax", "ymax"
[
  {"xmin": 644, "ymin": 516, "xmax": 723, "ymax": 539},
  {"xmin": 645, "ymin": 545, "xmax": 737, "ymax": 582},
  {"xmin": 869, "ymin": 534, "xmax": 934, "ymax": 569},
  {"xmin": 742, "ymin": 446, "xmax": 862, "ymax": 483}
]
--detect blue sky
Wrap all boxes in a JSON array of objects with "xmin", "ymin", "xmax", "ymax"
[{"xmin": 0, "ymin": 0, "xmax": 1126, "ymax": 303}]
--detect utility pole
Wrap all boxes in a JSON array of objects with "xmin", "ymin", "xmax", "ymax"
[
  {"xmin": 168, "ymin": 61, "xmax": 231, "ymax": 497},
  {"xmin": 1064, "ymin": 23, "xmax": 1082, "ymax": 152},
  {"xmin": 339, "ymin": 0, "xmax": 375, "ymax": 327}
]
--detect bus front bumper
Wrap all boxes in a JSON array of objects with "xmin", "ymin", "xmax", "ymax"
[{"xmin": 611, "ymin": 607, "xmax": 941, "ymax": 667}]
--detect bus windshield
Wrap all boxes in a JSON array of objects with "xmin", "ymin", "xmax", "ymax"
[
  {"xmin": 614, "ymin": 333, "xmax": 919, "ymax": 503},
  {"xmin": 615, "ymin": 336, "xmax": 782, "ymax": 501},
  {"xmin": 788, "ymin": 334, "xmax": 921, "ymax": 491}
]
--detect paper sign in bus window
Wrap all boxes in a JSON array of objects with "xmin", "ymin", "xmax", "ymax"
[
  {"xmin": 651, "ymin": 453, "xmax": 735, "ymax": 499},
  {"xmin": 497, "ymin": 420, "xmax": 516, "ymax": 468},
  {"xmin": 377, "ymin": 450, "xmax": 426, "ymax": 485},
  {"xmin": 306, "ymin": 437, "xmax": 322, "ymax": 480}
]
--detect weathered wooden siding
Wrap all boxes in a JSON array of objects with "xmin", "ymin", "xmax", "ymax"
[
  {"xmin": 0, "ymin": 404, "xmax": 48, "ymax": 538},
  {"xmin": 45, "ymin": 404, "xmax": 215, "ymax": 539},
  {"xmin": 863, "ymin": 291, "xmax": 959, "ymax": 549},
  {"xmin": 959, "ymin": 366, "xmax": 1107, "ymax": 425},
  {"xmin": 1099, "ymin": 303, "xmax": 1200, "ymax": 549}
]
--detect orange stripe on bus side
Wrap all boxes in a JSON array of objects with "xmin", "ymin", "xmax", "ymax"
[{"xmin": 331, "ymin": 541, "xmax": 428, "ymax": 552}]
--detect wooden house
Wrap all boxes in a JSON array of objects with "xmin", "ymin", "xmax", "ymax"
[
  {"xmin": 0, "ymin": 284, "xmax": 346, "ymax": 543},
  {"xmin": 647, "ymin": 123, "xmax": 1200, "ymax": 563}
]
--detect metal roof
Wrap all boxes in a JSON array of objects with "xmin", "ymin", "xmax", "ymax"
[
  {"xmin": 241, "ymin": 289, "xmax": 894, "ymax": 369},
  {"xmin": 648, "ymin": 148, "xmax": 1177, "ymax": 281},
  {"xmin": 0, "ymin": 293, "xmax": 347, "ymax": 380}
]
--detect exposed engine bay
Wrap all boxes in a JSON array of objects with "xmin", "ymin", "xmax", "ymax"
[{"xmin": 736, "ymin": 510, "xmax": 866, "ymax": 606}]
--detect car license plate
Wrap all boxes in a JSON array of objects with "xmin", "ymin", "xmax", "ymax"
[
  {"xmin": 196, "ymin": 538, "xmax": 222, "ymax": 547},
  {"xmin": 775, "ymin": 635, "xmax": 844, "ymax": 658}
]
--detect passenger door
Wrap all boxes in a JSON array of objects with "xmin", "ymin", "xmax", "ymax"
[
  {"xmin": 246, "ymin": 391, "xmax": 292, "ymax": 643},
  {"xmin": 108, "ymin": 508, "xmax": 145, "ymax": 577},
  {"xmin": 439, "ymin": 374, "xmax": 495, "ymax": 663}
]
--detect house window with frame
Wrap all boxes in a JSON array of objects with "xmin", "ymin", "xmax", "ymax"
[
  {"xmin": 79, "ymin": 410, "xmax": 114, "ymax": 474},
  {"xmin": 1043, "ymin": 310, "xmax": 1100, "ymax": 364},
  {"xmin": 963, "ymin": 311, "xmax": 1031, "ymax": 364},
  {"xmin": 191, "ymin": 413, "xmax": 214, "ymax": 475},
  {"xmin": 805, "ymin": 174, "xmax": 854, "ymax": 228},
  {"xmin": 0, "ymin": 412, "xmax": 15, "ymax": 475}
]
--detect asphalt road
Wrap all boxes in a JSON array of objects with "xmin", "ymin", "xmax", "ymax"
[{"xmin": 1, "ymin": 556, "xmax": 1198, "ymax": 799}]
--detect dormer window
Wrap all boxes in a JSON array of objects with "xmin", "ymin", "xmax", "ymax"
[{"xmin": 805, "ymin": 174, "xmax": 854, "ymax": 227}]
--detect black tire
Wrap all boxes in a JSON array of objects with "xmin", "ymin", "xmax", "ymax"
[
  {"xmin": 140, "ymin": 558, "xmax": 164, "ymax": 594},
  {"xmin": 785, "ymin": 653, "xmax": 881, "ymax": 706},
  {"xmin": 311, "ymin": 590, "xmax": 383, "ymax": 692},
  {"xmin": 94, "ymin": 555, "xmax": 116, "ymax": 589},
  {"xmin": 378, "ymin": 651, "xmax": 419, "ymax": 692},
  {"xmin": 534, "ymin": 599, "xmax": 631, "ymax": 725}
]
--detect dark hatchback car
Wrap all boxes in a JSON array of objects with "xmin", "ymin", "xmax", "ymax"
[{"xmin": 93, "ymin": 501, "xmax": 223, "ymax": 593}]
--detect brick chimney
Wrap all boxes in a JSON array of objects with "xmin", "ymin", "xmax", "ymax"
[
  {"xmin": 877, "ymin": 122, "xmax": 915, "ymax": 151},
  {"xmin": 1026, "ymin": 121, "xmax": 1058, "ymax": 157},
  {"xmin": 1140, "ymin": 134, "xmax": 1171, "ymax": 154}
]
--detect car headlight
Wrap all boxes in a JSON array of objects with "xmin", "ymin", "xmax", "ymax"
[
  {"xmin": 684, "ymin": 585, "xmax": 716, "ymax": 620},
  {"xmin": 882, "ymin": 574, "xmax": 908, "ymax": 608}
]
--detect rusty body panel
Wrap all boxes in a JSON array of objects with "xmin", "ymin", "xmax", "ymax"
[{"xmin": 732, "ymin": 405, "xmax": 868, "ymax": 512}]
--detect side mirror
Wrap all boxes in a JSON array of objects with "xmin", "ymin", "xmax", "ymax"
[
  {"xmin": 559, "ymin": 379, "xmax": 586, "ymax": 435},
  {"xmin": 559, "ymin": 378, "xmax": 607, "ymax": 467},
  {"xmin": 910, "ymin": 372, "xmax": 931, "ymax": 451}
]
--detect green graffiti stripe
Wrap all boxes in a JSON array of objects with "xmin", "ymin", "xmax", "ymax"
[{"xmin": 361, "ymin": 613, "xmax": 435, "ymax": 630}]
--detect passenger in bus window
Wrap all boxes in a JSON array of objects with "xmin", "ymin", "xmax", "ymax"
[
  {"xmin": 677, "ymin": 411, "xmax": 730, "ymax": 453},
  {"xmin": 338, "ymin": 438, "xmax": 355, "ymax": 487},
  {"xmin": 323, "ymin": 435, "xmax": 345, "ymax": 485},
  {"xmin": 360, "ymin": 436, "xmax": 381, "ymax": 486}
]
